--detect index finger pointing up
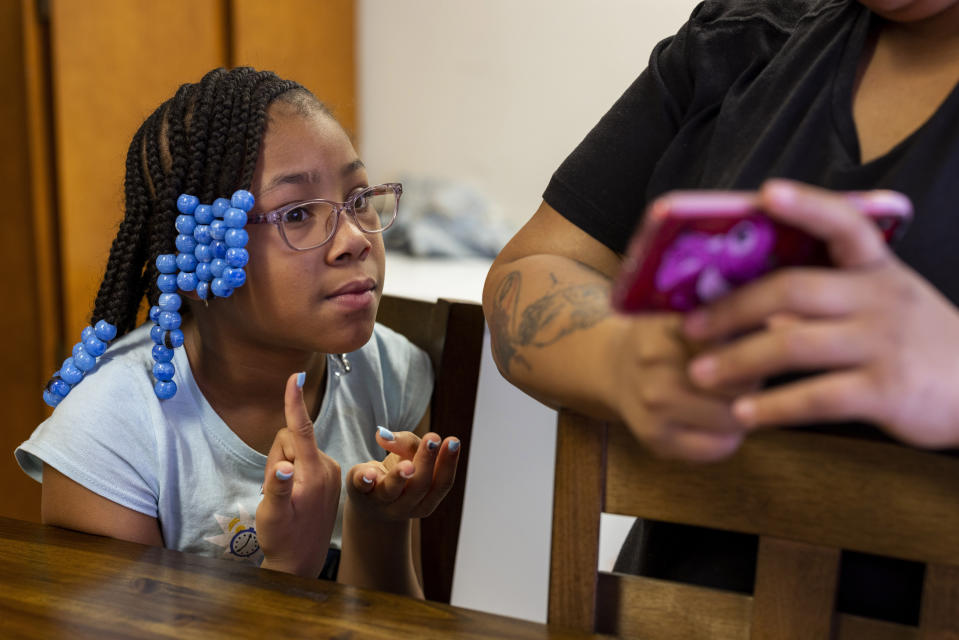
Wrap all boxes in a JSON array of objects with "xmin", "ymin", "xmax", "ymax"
[
  {"xmin": 285, "ymin": 371, "xmax": 321, "ymax": 467},
  {"xmin": 758, "ymin": 179, "xmax": 894, "ymax": 270}
]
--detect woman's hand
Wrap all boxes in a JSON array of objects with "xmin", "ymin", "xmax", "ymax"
[
  {"xmin": 256, "ymin": 372, "xmax": 341, "ymax": 577},
  {"xmin": 685, "ymin": 179, "xmax": 959, "ymax": 448},
  {"xmin": 346, "ymin": 427, "xmax": 460, "ymax": 521},
  {"xmin": 600, "ymin": 311, "xmax": 749, "ymax": 462}
]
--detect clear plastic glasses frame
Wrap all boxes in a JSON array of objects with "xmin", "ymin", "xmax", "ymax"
[{"xmin": 247, "ymin": 182, "xmax": 402, "ymax": 251}]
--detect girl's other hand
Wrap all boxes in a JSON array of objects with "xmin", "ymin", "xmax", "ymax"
[
  {"xmin": 345, "ymin": 428, "xmax": 459, "ymax": 521},
  {"xmin": 685, "ymin": 179, "xmax": 959, "ymax": 448},
  {"xmin": 256, "ymin": 372, "xmax": 341, "ymax": 577}
]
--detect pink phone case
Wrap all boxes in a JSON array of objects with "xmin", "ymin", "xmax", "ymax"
[{"xmin": 611, "ymin": 190, "xmax": 912, "ymax": 313}]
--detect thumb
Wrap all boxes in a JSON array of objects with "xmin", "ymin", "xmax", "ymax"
[{"xmin": 262, "ymin": 461, "xmax": 295, "ymax": 501}]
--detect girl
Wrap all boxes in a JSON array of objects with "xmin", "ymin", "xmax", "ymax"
[{"xmin": 16, "ymin": 67, "xmax": 459, "ymax": 596}]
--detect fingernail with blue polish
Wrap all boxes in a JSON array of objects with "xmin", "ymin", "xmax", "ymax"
[
  {"xmin": 361, "ymin": 475, "xmax": 373, "ymax": 485},
  {"xmin": 448, "ymin": 439, "xmax": 460, "ymax": 452},
  {"xmin": 427, "ymin": 439, "xmax": 440, "ymax": 452},
  {"xmin": 276, "ymin": 468, "xmax": 293, "ymax": 481},
  {"xmin": 377, "ymin": 425, "xmax": 395, "ymax": 441},
  {"xmin": 296, "ymin": 372, "xmax": 306, "ymax": 388}
]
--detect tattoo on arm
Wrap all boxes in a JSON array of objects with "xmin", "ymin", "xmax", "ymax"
[{"xmin": 490, "ymin": 269, "xmax": 609, "ymax": 375}]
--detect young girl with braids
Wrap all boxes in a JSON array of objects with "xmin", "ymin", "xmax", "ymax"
[{"xmin": 15, "ymin": 67, "xmax": 459, "ymax": 596}]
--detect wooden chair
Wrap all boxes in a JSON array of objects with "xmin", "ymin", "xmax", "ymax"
[
  {"xmin": 548, "ymin": 410, "xmax": 959, "ymax": 639},
  {"xmin": 375, "ymin": 294, "xmax": 485, "ymax": 604}
]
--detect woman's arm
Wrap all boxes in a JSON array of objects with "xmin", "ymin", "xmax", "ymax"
[
  {"xmin": 41, "ymin": 465, "xmax": 164, "ymax": 546},
  {"xmin": 483, "ymin": 201, "xmax": 745, "ymax": 461}
]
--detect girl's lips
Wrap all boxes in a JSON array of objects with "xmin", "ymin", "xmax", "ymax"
[{"xmin": 326, "ymin": 285, "xmax": 376, "ymax": 310}]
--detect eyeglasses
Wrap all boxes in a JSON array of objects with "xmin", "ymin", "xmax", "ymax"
[{"xmin": 246, "ymin": 182, "xmax": 402, "ymax": 251}]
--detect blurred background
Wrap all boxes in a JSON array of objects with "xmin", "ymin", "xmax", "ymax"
[{"xmin": 2, "ymin": 0, "xmax": 697, "ymax": 622}]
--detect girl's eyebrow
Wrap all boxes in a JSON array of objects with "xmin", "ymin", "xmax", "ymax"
[{"xmin": 262, "ymin": 159, "xmax": 367, "ymax": 194}]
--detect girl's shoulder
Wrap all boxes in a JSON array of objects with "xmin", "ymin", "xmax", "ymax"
[{"xmin": 691, "ymin": 0, "xmax": 841, "ymax": 32}]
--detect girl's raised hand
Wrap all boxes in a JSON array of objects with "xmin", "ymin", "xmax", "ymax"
[
  {"xmin": 256, "ymin": 372, "xmax": 341, "ymax": 577},
  {"xmin": 345, "ymin": 427, "xmax": 460, "ymax": 522},
  {"xmin": 684, "ymin": 179, "xmax": 959, "ymax": 448}
]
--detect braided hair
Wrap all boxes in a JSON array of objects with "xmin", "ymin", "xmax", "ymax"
[{"xmin": 44, "ymin": 67, "xmax": 329, "ymax": 399}]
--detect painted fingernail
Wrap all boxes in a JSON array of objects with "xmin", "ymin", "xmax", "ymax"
[
  {"xmin": 377, "ymin": 425, "xmax": 395, "ymax": 441},
  {"xmin": 276, "ymin": 468, "xmax": 293, "ymax": 481},
  {"xmin": 427, "ymin": 439, "xmax": 440, "ymax": 452},
  {"xmin": 361, "ymin": 475, "xmax": 373, "ymax": 485},
  {"xmin": 448, "ymin": 439, "xmax": 460, "ymax": 452},
  {"xmin": 733, "ymin": 398, "xmax": 756, "ymax": 427},
  {"xmin": 766, "ymin": 180, "xmax": 796, "ymax": 207},
  {"xmin": 296, "ymin": 371, "xmax": 306, "ymax": 388},
  {"xmin": 684, "ymin": 310, "xmax": 708, "ymax": 336},
  {"xmin": 689, "ymin": 357, "xmax": 716, "ymax": 385}
]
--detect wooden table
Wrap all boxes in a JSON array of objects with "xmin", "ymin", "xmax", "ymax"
[{"xmin": 0, "ymin": 517, "xmax": 603, "ymax": 639}]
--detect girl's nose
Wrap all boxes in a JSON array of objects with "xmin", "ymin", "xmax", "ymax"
[{"xmin": 326, "ymin": 209, "xmax": 372, "ymax": 263}]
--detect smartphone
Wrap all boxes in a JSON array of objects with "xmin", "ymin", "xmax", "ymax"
[{"xmin": 611, "ymin": 190, "xmax": 912, "ymax": 313}]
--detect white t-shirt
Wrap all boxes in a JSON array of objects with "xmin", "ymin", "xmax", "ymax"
[{"xmin": 16, "ymin": 322, "xmax": 433, "ymax": 566}]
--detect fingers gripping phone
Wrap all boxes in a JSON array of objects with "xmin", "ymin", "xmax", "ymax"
[{"xmin": 611, "ymin": 190, "xmax": 912, "ymax": 313}]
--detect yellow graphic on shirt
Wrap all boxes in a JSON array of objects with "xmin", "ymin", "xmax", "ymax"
[{"xmin": 204, "ymin": 503, "xmax": 262, "ymax": 563}]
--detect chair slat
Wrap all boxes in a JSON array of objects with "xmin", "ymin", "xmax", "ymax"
[
  {"xmin": 750, "ymin": 537, "xmax": 839, "ymax": 640},
  {"xmin": 605, "ymin": 424, "xmax": 959, "ymax": 564}
]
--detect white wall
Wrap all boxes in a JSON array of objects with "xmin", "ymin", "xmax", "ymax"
[
  {"xmin": 359, "ymin": 0, "xmax": 700, "ymax": 229},
  {"xmin": 362, "ymin": 0, "xmax": 701, "ymax": 623}
]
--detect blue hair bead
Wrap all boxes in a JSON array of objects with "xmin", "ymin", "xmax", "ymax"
[
  {"xmin": 177, "ymin": 194, "xmax": 199, "ymax": 215},
  {"xmin": 151, "ymin": 324, "xmax": 165, "ymax": 344},
  {"xmin": 157, "ymin": 274, "xmax": 178, "ymax": 293},
  {"xmin": 43, "ymin": 389, "xmax": 64, "ymax": 407},
  {"xmin": 158, "ymin": 310, "xmax": 181, "ymax": 331},
  {"xmin": 176, "ymin": 271, "xmax": 198, "ymax": 291},
  {"xmin": 231, "ymin": 189, "xmax": 255, "ymax": 212},
  {"xmin": 196, "ymin": 281, "xmax": 211, "ymax": 300},
  {"xmin": 225, "ymin": 228, "xmax": 249, "ymax": 248},
  {"xmin": 194, "ymin": 204, "xmax": 213, "ymax": 224},
  {"xmin": 210, "ymin": 258, "xmax": 227, "ymax": 278},
  {"xmin": 166, "ymin": 328, "xmax": 184, "ymax": 348},
  {"xmin": 156, "ymin": 254, "xmax": 178, "ymax": 274},
  {"xmin": 153, "ymin": 361, "xmax": 175, "ymax": 381},
  {"xmin": 175, "ymin": 233, "xmax": 197, "ymax": 254},
  {"xmin": 49, "ymin": 378, "xmax": 71, "ymax": 397},
  {"xmin": 194, "ymin": 242, "xmax": 213, "ymax": 263},
  {"xmin": 225, "ymin": 247, "xmax": 249, "ymax": 268},
  {"xmin": 224, "ymin": 207, "xmax": 247, "ymax": 228},
  {"xmin": 223, "ymin": 267, "xmax": 246, "ymax": 288},
  {"xmin": 83, "ymin": 335, "xmax": 107, "ymax": 357},
  {"xmin": 60, "ymin": 358, "xmax": 84, "ymax": 385},
  {"xmin": 158, "ymin": 292, "xmax": 181, "ymax": 312},
  {"xmin": 94, "ymin": 319, "xmax": 117, "ymax": 341},
  {"xmin": 81, "ymin": 326, "xmax": 95, "ymax": 342},
  {"xmin": 149, "ymin": 305, "xmax": 161, "ymax": 323},
  {"xmin": 210, "ymin": 219, "xmax": 227, "ymax": 241},
  {"xmin": 73, "ymin": 347, "xmax": 96, "ymax": 372},
  {"xmin": 195, "ymin": 262, "xmax": 213, "ymax": 282},
  {"xmin": 212, "ymin": 198, "xmax": 230, "ymax": 218},
  {"xmin": 175, "ymin": 215, "xmax": 197, "ymax": 235},
  {"xmin": 154, "ymin": 380, "xmax": 177, "ymax": 400},
  {"xmin": 211, "ymin": 278, "xmax": 233, "ymax": 298},
  {"xmin": 152, "ymin": 344, "xmax": 174, "ymax": 363},
  {"xmin": 72, "ymin": 342, "xmax": 84, "ymax": 357},
  {"xmin": 193, "ymin": 224, "xmax": 212, "ymax": 245},
  {"xmin": 211, "ymin": 240, "xmax": 228, "ymax": 259},
  {"xmin": 175, "ymin": 253, "xmax": 198, "ymax": 273}
]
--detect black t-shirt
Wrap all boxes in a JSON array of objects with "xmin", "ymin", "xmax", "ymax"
[
  {"xmin": 542, "ymin": 0, "xmax": 959, "ymax": 624},
  {"xmin": 545, "ymin": 0, "xmax": 959, "ymax": 304}
]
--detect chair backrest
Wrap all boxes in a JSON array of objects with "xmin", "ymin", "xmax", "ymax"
[
  {"xmin": 548, "ymin": 409, "xmax": 959, "ymax": 638},
  {"xmin": 375, "ymin": 294, "xmax": 485, "ymax": 604}
]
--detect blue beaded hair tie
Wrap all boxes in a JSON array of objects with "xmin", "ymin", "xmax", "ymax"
[
  {"xmin": 42, "ymin": 189, "xmax": 253, "ymax": 407},
  {"xmin": 43, "ymin": 319, "xmax": 118, "ymax": 407},
  {"xmin": 150, "ymin": 189, "xmax": 253, "ymax": 399}
]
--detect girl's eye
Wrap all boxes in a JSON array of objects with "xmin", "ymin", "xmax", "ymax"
[
  {"xmin": 351, "ymin": 191, "xmax": 370, "ymax": 212},
  {"xmin": 281, "ymin": 206, "xmax": 312, "ymax": 224}
]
